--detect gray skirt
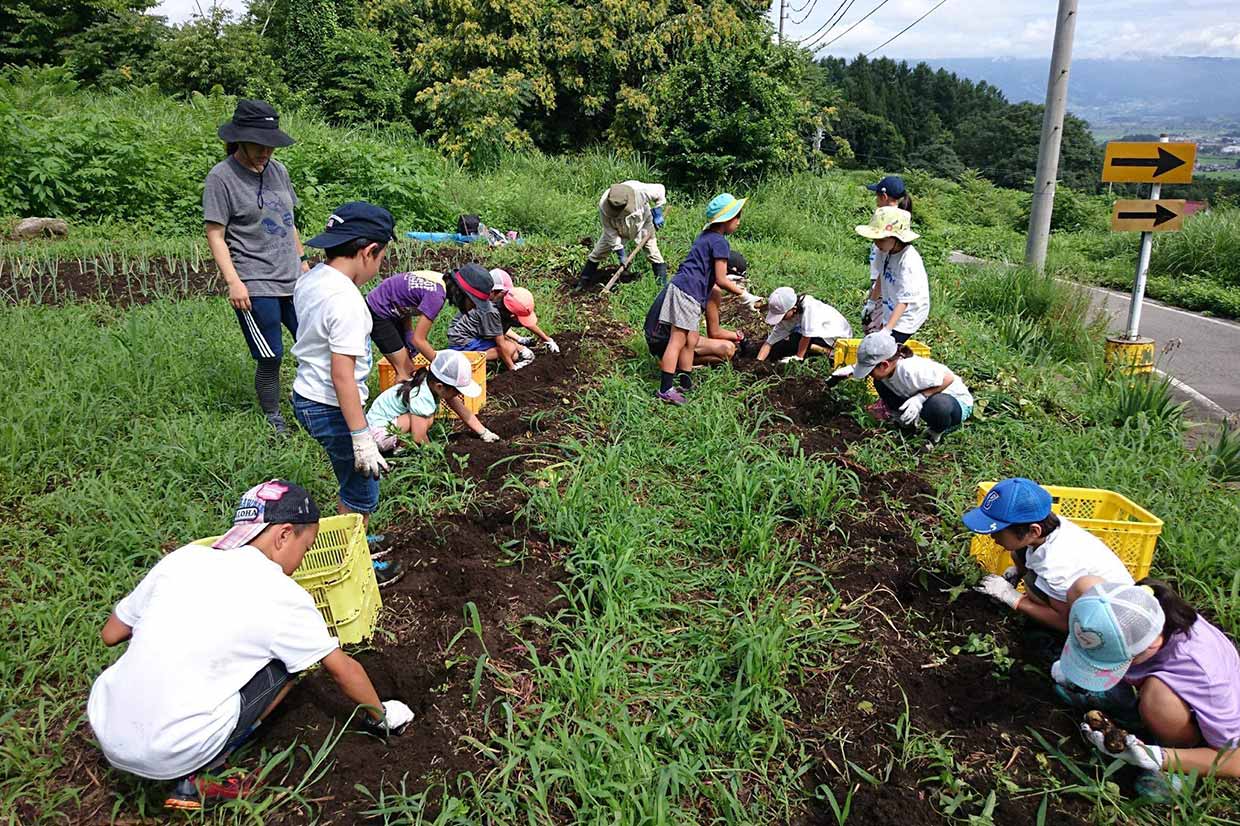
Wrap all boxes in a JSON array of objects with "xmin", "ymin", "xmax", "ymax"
[{"xmin": 657, "ymin": 283, "xmax": 702, "ymax": 332}]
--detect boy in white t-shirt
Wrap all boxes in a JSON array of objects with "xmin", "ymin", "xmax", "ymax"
[
  {"xmin": 963, "ymin": 477, "xmax": 1134, "ymax": 632},
  {"xmin": 290, "ymin": 202, "xmax": 404, "ymax": 586},
  {"xmin": 87, "ymin": 481, "xmax": 413, "ymax": 810},
  {"xmin": 757, "ymin": 286, "xmax": 852, "ymax": 363},
  {"xmin": 855, "ymin": 206, "xmax": 929, "ymax": 343}
]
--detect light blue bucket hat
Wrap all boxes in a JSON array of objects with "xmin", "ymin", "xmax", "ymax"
[{"xmin": 703, "ymin": 192, "xmax": 747, "ymax": 230}]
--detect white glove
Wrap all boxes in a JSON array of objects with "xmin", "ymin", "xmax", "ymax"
[
  {"xmin": 365, "ymin": 699, "xmax": 414, "ymax": 735},
  {"xmin": 1050, "ymin": 659, "xmax": 1071, "ymax": 687},
  {"xmin": 479, "ymin": 428, "xmax": 500, "ymax": 443},
  {"xmin": 512, "ymin": 334, "xmax": 535, "ymax": 346},
  {"xmin": 546, "ymin": 338, "xmax": 560, "ymax": 354},
  {"xmin": 1002, "ymin": 565, "xmax": 1021, "ymax": 585},
  {"xmin": 350, "ymin": 428, "xmax": 390, "ymax": 480},
  {"xmin": 778, "ymin": 355, "xmax": 803, "ymax": 364},
  {"xmin": 518, "ymin": 346, "xmax": 534, "ymax": 361},
  {"xmin": 974, "ymin": 574, "xmax": 1023, "ymax": 609},
  {"xmin": 898, "ymin": 394, "xmax": 926, "ymax": 425},
  {"xmin": 739, "ymin": 290, "xmax": 761, "ymax": 308},
  {"xmin": 862, "ymin": 298, "xmax": 878, "ymax": 321},
  {"xmin": 831, "ymin": 365, "xmax": 854, "ymax": 379},
  {"xmin": 511, "ymin": 357, "xmax": 531, "ymax": 371},
  {"xmin": 1080, "ymin": 724, "xmax": 1163, "ymax": 771}
]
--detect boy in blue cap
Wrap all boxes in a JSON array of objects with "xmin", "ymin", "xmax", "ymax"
[
  {"xmin": 647, "ymin": 193, "xmax": 759, "ymax": 404},
  {"xmin": 291, "ymin": 202, "xmax": 404, "ymax": 585},
  {"xmin": 963, "ymin": 477, "xmax": 1132, "ymax": 632}
]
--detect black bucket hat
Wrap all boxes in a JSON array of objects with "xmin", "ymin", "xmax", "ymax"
[{"xmin": 218, "ymin": 100, "xmax": 295, "ymax": 148}]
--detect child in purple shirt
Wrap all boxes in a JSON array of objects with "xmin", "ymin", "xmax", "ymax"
[
  {"xmin": 365, "ymin": 271, "xmax": 448, "ymax": 381},
  {"xmin": 1056, "ymin": 576, "xmax": 1240, "ymax": 794},
  {"xmin": 651, "ymin": 193, "xmax": 757, "ymax": 404}
]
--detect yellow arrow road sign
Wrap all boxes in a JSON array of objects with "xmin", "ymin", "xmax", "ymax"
[
  {"xmin": 1110, "ymin": 199, "xmax": 1186, "ymax": 232},
  {"xmin": 1102, "ymin": 142, "xmax": 1196, "ymax": 184}
]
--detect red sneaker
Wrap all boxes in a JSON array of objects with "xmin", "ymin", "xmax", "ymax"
[{"xmin": 164, "ymin": 773, "xmax": 258, "ymax": 810}]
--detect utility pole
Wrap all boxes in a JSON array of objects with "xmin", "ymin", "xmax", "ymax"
[
  {"xmin": 1024, "ymin": 0, "xmax": 1079, "ymax": 270},
  {"xmin": 778, "ymin": 0, "xmax": 786, "ymax": 44}
]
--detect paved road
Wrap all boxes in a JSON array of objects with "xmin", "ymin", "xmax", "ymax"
[{"xmin": 1079, "ymin": 283, "xmax": 1240, "ymax": 421}]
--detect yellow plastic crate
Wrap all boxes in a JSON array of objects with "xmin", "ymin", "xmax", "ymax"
[
  {"xmin": 969, "ymin": 482, "xmax": 1162, "ymax": 581},
  {"xmin": 831, "ymin": 337, "xmax": 931, "ymax": 396},
  {"xmin": 377, "ymin": 352, "xmax": 487, "ymax": 420},
  {"xmin": 193, "ymin": 514, "xmax": 382, "ymax": 645}
]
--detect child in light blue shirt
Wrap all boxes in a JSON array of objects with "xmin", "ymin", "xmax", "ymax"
[{"xmin": 366, "ymin": 350, "xmax": 498, "ymax": 450}]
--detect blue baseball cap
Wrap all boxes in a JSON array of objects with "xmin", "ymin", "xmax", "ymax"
[
  {"xmin": 961, "ymin": 477, "xmax": 1052, "ymax": 534},
  {"xmin": 305, "ymin": 201, "xmax": 396, "ymax": 248},
  {"xmin": 866, "ymin": 175, "xmax": 906, "ymax": 198},
  {"xmin": 1059, "ymin": 582, "xmax": 1164, "ymax": 691}
]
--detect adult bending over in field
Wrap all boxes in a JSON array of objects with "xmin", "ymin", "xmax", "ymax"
[
  {"xmin": 290, "ymin": 202, "xmax": 404, "ymax": 587},
  {"xmin": 87, "ymin": 481, "xmax": 413, "ymax": 810},
  {"xmin": 1056, "ymin": 577, "xmax": 1240, "ymax": 798},
  {"xmin": 963, "ymin": 477, "xmax": 1133, "ymax": 632},
  {"xmin": 855, "ymin": 206, "xmax": 929, "ymax": 344},
  {"xmin": 860, "ymin": 176, "xmax": 913, "ymax": 329},
  {"xmin": 204, "ymin": 100, "xmax": 309, "ymax": 436},
  {"xmin": 365, "ymin": 270, "xmax": 448, "ymax": 382},
  {"xmin": 577, "ymin": 181, "xmax": 668, "ymax": 290}
]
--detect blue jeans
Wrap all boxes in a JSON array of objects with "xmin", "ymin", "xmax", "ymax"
[{"xmin": 291, "ymin": 393, "xmax": 379, "ymax": 514}]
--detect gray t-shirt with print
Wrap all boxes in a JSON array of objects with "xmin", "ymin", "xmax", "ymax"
[{"xmin": 203, "ymin": 156, "xmax": 301, "ymax": 298}]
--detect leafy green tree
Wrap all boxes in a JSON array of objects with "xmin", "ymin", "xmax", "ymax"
[
  {"xmin": 281, "ymin": 0, "xmax": 339, "ymax": 91},
  {"xmin": 62, "ymin": 9, "xmax": 165, "ymax": 88},
  {"xmin": 833, "ymin": 103, "xmax": 905, "ymax": 169},
  {"xmin": 0, "ymin": 0, "xmax": 157, "ymax": 67},
  {"xmin": 954, "ymin": 103, "xmax": 1100, "ymax": 192},
  {"xmin": 318, "ymin": 29, "xmax": 404, "ymax": 125},
  {"xmin": 153, "ymin": 8, "xmax": 287, "ymax": 101},
  {"xmin": 637, "ymin": 40, "xmax": 810, "ymax": 186},
  {"xmin": 907, "ymin": 140, "xmax": 964, "ymax": 180}
]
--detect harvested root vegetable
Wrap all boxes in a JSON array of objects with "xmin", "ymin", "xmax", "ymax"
[{"xmin": 1084, "ymin": 710, "xmax": 1129, "ymax": 753}]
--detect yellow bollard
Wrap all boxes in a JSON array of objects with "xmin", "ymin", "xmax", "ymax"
[{"xmin": 1104, "ymin": 336, "xmax": 1155, "ymax": 376}]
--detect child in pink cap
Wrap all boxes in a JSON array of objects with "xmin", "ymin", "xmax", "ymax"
[{"xmin": 501, "ymin": 287, "xmax": 560, "ymax": 355}]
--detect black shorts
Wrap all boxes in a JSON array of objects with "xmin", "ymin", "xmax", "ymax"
[
  {"xmin": 369, "ymin": 309, "xmax": 409, "ymax": 356},
  {"xmin": 647, "ymin": 335, "xmax": 668, "ymax": 359},
  {"xmin": 211, "ymin": 660, "xmax": 290, "ymax": 763}
]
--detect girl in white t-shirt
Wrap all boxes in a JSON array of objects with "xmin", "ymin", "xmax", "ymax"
[
  {"xmin": 366, "ymin": 350, "xmax": 498, "ymax": 451},
  {"xmin": 842, "ymin": 331, "xmax": 972, "ymax": 447},
  {"xmin": 855, "ymin": 206, "xmax": 929, "ymax": 343},
  {"xmin": 757, "ymin": 286, "xmax": 853, "ymax": 363}
]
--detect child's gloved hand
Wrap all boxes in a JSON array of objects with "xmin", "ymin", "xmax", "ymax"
[
  {"xmin": 546, "ymin": 338, "xmax": 560, "ymax": 354},
  {"xmin": 861, "ymin": 298, "xmax": 878, "ymax": 322},
  {"xmin": 827, "ymin": 364, "xmax": 854, "ymax": 387},
  {"xmin": 898, "ymin": 394, "xmax": 925, "ymax": 425},
  {"xmin": 779, "ymin": 355, "xmax": 803, "ymax": 364},
  {"xmin": 974, "ymin": 574, "xmax": 1023, "ymax": 609},
  {"xmin": 739, "ymin": 291, "xmax": 761, "ymax": 310},
  {"xmin": 350, "ymin": 428, "xmax": 390, "ymax": 480},
  {"xmin": 479, "ymin": 428, "xmax": 500, "ymax": 443},
  {"xmin": 1080, "ymin": 722, "xmax": 1163, "ymax": 771},
  {"xmin": 362, "ymin": 700, "xmax": 414, "ymax": 736}
]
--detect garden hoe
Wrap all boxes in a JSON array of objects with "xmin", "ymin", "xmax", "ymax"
[{"xmin": 601, "ymin": 226, "xmax": 655, "ymax": 294}]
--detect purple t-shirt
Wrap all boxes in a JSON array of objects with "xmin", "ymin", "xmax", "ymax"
[
  {"xmin": 671, "ymin": 230, "xmax": 730, "ymax": 306},
  {"xmin": 365, "ymin": 272, "xmax": 447, "ymax": 323},
  {"xmin": 1124, "ymin": 617, "xmax": 1240, "ymax": 748}
]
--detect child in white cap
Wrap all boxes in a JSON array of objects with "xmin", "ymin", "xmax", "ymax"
[
  {"xmin": 757, "ymin": 286, "xmax": 851, "ymax": 363},
  {"xmin": 854, "ymin": 206, "xmax": 929, "ymax": 343},
  {"xmin": 366, "ymin": 350, "xmax": 498, "ymax": 449},
  {"xmin": 837, "ymin": 331, "xmax": 973, "ymax": 447},
  {"xmin": 1058, "ymin": 577, "xmax": 1240, "ymax": 795}
]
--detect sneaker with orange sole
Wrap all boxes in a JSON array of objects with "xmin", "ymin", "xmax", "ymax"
[{"xmin": 164, "ymin": 773, "xmax": 258, "ymax": 810}]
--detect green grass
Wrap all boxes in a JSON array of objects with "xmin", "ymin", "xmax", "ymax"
[{"xmin": 3, "ymin": 134, "xmax": 1240, "ymax": 823}]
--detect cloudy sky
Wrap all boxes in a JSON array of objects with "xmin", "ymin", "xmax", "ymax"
[{"xmin": 156, "ymin": 0, "xmax": 1240, "ymax": 59}]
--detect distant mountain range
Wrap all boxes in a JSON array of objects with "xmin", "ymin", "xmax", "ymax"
[{"xmin": 920, "ymin": 57, "xmax": 1240, "ymax": 135}]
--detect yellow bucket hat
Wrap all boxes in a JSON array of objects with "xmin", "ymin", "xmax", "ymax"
[{"xmin": 855, "ymin": 206, "xmax": 919, "ymax": 243}]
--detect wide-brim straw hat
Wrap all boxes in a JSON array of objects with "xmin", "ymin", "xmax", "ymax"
[{"xmin": 855, "ymin": 205, "xmax": 919, "ymax": 242}]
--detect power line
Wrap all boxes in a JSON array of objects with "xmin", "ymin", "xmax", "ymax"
[
  {"xmin": 792, "ymin": 0, "xmax": 824, "ymax": 26},
  {"xmin": 801, "ymin": 0, "xmax": 861, "ymax": 49},
  {"xmin": 811, "ymin": 0, "xmax": 892, "ymax": 53},
  {"xmin": 788, "ymin": 0, "xmax": 816, "ymax": 14},
  {"xmin": 795, "ymin": 0, "xmax": 853, "ymax": 48},
  {"xmin": 866, "ymin": 0, "xmax": 949, "ymax": 56}
]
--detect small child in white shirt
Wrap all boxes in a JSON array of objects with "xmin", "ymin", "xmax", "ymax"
[{"xmin": 757, "ymin": 287, "xmax": 852, "ymax": 363}]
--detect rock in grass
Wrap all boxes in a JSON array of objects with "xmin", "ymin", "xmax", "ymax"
[{"xmin": 10, "ymin": 217, "xmax": 69, "ymax": 240}]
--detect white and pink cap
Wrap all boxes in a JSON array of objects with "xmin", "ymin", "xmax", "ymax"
[{"xmin": 431, "ymin": 350, "xmax": 482, "ymax": 398}]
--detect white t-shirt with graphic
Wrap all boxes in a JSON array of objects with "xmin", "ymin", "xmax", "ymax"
[
  {"xmin": 87, "ymin": 544, "xmax": 338, "ymax": 780},
  {"xmin": 876, "ymin": 245, "xmax": 930, "ymax": 335}
]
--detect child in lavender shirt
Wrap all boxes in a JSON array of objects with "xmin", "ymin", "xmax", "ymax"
[
  {"xmin": 365, "ymin": 271, "xmax": 448, "ymax": 381},
  {"xmin": 1058, "ymin": 575, "xmax": 1240, "ymax": 793}
]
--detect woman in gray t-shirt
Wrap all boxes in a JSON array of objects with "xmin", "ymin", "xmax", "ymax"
[{"xmin": 203, "ymin": 100, "xmax": 309, "ymax": 435}]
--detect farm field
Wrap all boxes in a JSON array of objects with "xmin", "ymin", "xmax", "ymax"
[{"xmin": 3, "ymin": 101, "xmax": 1240, "ymax": 824}]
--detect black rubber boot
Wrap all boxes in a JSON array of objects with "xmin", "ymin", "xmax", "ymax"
[
  {"xmin": 576, "ymin": 259, "xmax": 600, "ymax": 290},
  {"xmin": 652, "ymin": 262, "xmax": 667, "ymax": 285}
]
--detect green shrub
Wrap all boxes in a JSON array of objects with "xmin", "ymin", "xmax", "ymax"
[
  {"xmin": 317, "ymin": 29, "xmax": 404, "ymax": 125},
  {"xmin": 152, "ymin": 8, "xmax": 288, "ymax": 102},
  {"xmin": 1151, "ymin": 207, "xmax": 1240, "ymax": 288}
]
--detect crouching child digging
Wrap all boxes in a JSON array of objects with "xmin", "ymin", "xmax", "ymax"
[{"xmin": 87, "ymin": 481, "xmax": 413, "ymax": 810}]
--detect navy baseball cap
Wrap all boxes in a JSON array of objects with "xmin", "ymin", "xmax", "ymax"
[
  {"xmin": 305, "ymin": 201, "xmax": 396, "ymax": 248},
  {"xmin": 961, "ymin": 477, "xmax": 1053, "ymax": 534},
  {"xmin": 866, "ymin": 175, "xmax": 906, "ymax": 198}
]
